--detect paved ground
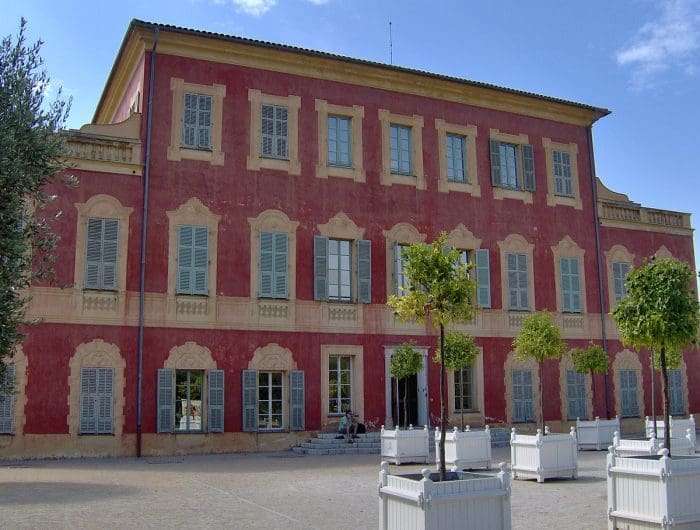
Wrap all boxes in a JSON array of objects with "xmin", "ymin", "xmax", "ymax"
[{"xmin": 0, "ymin": 447, "xmax": 610, "ymax": 529}]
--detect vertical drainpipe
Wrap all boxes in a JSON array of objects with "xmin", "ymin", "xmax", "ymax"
[
  {"xmin": 137, "ymin": 26, "xmax": 159, "ymax": 458},
  {"xmin": 587, "ymin": 115, "xmax": 611, "ymax": 419}
]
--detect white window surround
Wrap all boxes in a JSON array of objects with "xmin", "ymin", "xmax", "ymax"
[
  {"xmin": 605, "ymin": 245, "xmax": 635, "ymax": 311},
  {"xmin": 543, "ymin": 138, "xmax": 582, "ymax": 210},
  {"xmin": 320, "ymin": 345, "xmax": 364, "ymax": 427},
  {"xmin": 446, "ymin": 346, "xmax": 485, "ymax": 425},
  {"xmin": 435, "ymin": 119, "xmax": 480, "ymax": 196},
  {"xmin": 378, "ymin": 110, "xmax": 425, "ymax": 189},
  {"xmin": 497, "ymin": 234, "xmax": 535, "ymax": 312},
  {"xmin": 489, "ymin": 129, "xmax": 534, "ymax": 204},
  {"xmin": 612, "ymin": 349, "xmax": 644, "ymax": 420},
  {"xmin": 558, "ymin": 353, "xmax": 593, "ymax": 422},
  {"xmin": 551, "ymin": 236, "xmax": 587, "ymax": 314},
  {"xmin": 504, "ymin": 352, "xmax": 541, "ymax": 426},
  {"xmin": 315, "ymin": 99, "xmax": 365, "ymax": 182},
  {"xmin": 383, "ymin": 223, "xmax": 426, "ymax": 301}
]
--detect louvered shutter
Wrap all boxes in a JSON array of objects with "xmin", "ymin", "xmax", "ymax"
[
  {"xmin": 197, "ymin": 95, "xmax": 212, "ymax": 149},
  {"xmin": 178, "ymin": 226, "xmax": 194, "ymax": 294},
  {"xmin": 570, "ymin": 259, "xmax": 581, "ymax": 312},
  {"xmin": 208, "ymin": 370, "xmax": 225, "ymax": 433},
  {"xmin": 357, "ymin": 239, "xmax": 372, "ymax": 304},
  {"xmin": 313, "ymin": 235, "xmax": 328, "ymax": 301},
  {"xmin": 273, "ymin": 232, "xmax": 288, "ymax": 298},
  {"xmin": 517, "ymin": 254, "xmax": 528, "ymax": 310},
  {"xmin": 275, "ymin": 106, "xmax": 288, "ymax": 158},
  {"xmin": 561, "ymin": 151, "xmax": 572, "ymax": 196},
  {"xmin": 242, "ymin": 370, "xmax": 258, "ymax": 432},
  {"xmin": 183, "ymin": 93, "xmax": 197, "ymax": 147},
  {"xmin": 0, "ymin": 365, "xmax": 16, "ymax": 434},
  {"xmin": 157, "ymin": 369, "xmax": 174, "ymax": 433},
  {"xmin": 259, "ymin": 232, "xmax": 274, "ymax": 297},
  {"xmin": 668, "ymin": 369, "xmax": 684, "ymax": 416},
  {"xmin": 522, "ymin": 144, "xmax": 535, "ymax": 191},
  {"xmin": 101, "ymin": 220, "xmax": 119, "ymax": 290},
  {"xmin": 96, "ymin": 368, "xmax": 114, "ymax": 434},
  {"xmin": 193, "ymin": 226, "xmax": 208, "ymax": 295},
  {"xmin": 393, "ymin": 243, "xmax": 402, "ymax": 296},
  {"xmin": 561, "ymin": 258, "xmax": 572, "ymax": 312},
  {"xmin": 80, "ymin": 368, "xmax": 97, "ymax": 434},
  {"xmin": 489, "ymin": 139, "xmax": 501, "ymax": 186},
  {"xmin": 475, "ymin": 248, "xmax": 491, "ymax": 308},
  {"xmin": 85, "ymin": 218, "xmax": 104, "ymax": 289},
  {"xmin": 513, "ymin": 371, "xmax": 524, "ymax": 422},
  {"xmin": 613, "ymin": 263, "xmax": 630, "ymax": 303},
  {"xmin": 523, "ymin": 371, "xmax": 534, "ymax": 421},
  {"xmin": 290, "ymin": 370, "xmax": 305, "ymax": 431}
]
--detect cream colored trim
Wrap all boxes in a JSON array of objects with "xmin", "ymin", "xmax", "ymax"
[
  {"xmin": 378, "ymin": 110, "xmax": 425, "ymax": 189},
  {"xmin": 446, "ymin": 347, "xmax": 484, "ymax": 426},
  {"xmin": 612, "ymin": 349, "xmax": 644, "ymax": 419},
  {"xmin": 504, "ymin": 352, "xmax": 541, "ymax": 426},
  {"xmin": 248, "ymin": 209, "xmax": 300, "ymax": 301},
  {"xmin": 164, "ymin": 342, "xmax": 217, "ymax": 370},
  {"xmin": 605, "ymin": 245, "xmax": 635, "ymax": 310},
  {"xmin": 315, "ymin": 100, "xmax": 365, "ymax": 182},
  {"xmin": 435, "ymin": 119, "xmax": 480, "ymax": 196},
  {"xmin": 654, "ymin": 245, "xmax": 673, "ymax": 259},
  {"xmin": 320, "ymin": 345, "xmax": 364, "ymax": 430},
  {"xmin": 383, "ymin": 223, "xmax": 427, "ymax": 301},
  {"xmin": 559, "ymin": 354, "xmax": 593, "ymax": 421},
  {"xmin": 551, "ymin": 236, "xmax": 587, "ymax": 313},
  {"xmin": 167, "ymin": 78, "xmax": 226, "ymax": 166},
  {"xmin": 317, "ymin": 212, "xmax": 365, "ymax": 240},
  {"xmin": 166, "ymin": 198, "xmax": 221, "ymax": 322},
  {"xmin": 0, "ymin": 347, "xmax": 28, "ymax": 439},
  {"xmin": 445, "ymin": 224, "xmax": 482, "ymax": 251},
  {"xmin": 543, "ymin": 138, "xmax": 582, "ymax": 210},
  {"xmin": 67, "ymin": 339, "xmax": 126, "ymax": 436},
  {"xmin": 248, "ymin": 343, "xmax": 297, "ymax": 371},
  {"xmin": 489, "ymin": 129, "xmax": 534, "ymax": 204},
  {"xmin": 74, "ymin": 195, "xmax": 133, "ymax": 319},
  {"xmin": 497, "ymin": 234, "xmax": 535, "ymax": 311},
  {"xmin": 247, "ymin": 90, "xmax": 301, "ymax": 175}
]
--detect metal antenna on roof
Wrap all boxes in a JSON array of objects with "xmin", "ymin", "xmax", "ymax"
[{"xmin": 389, "ymin": 20, "xmax": 393, "ymax": 65}]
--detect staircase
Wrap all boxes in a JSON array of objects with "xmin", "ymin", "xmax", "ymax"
[{"xmin": 292, "ymin": 427, "xmax": 512, "ymax": 455}]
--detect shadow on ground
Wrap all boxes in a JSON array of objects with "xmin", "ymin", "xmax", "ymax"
[{"xmin": 0, "ymin": 482, "xmax": 141, "ymax": 505}]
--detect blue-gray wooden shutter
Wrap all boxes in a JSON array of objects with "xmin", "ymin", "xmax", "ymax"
[
  {"xmin": 208, "ymin": 369, "xmax": 225, "ymax": 433},
  {"xmin": 393, "ymin": 243, "xmax": 402, "ymax": 296},
  {"xmin": 512, "ymin": 370, "xmax": 524, "ymax": 422},
  {"xmin": 101, "ymin": 220, "xmax": 119, "ymax": 290},
  {"xmin": 273, "ymin": 232, "xmax": 288, "ymax": 298},
  {"xmin": 192, "ymin": 226, "xmax": 208, "ymax": 295},
  {"xmin": 79, "ymin": 368, "xmax": 97, "ymax": 434},
  {"xmin": 242, "ymin": 370, "xmax": 258, "ymax": 432},
  {"xmin": 566, "ymin": 370, "xmax": 586, "ymax": 420},
  {"xmin": 668, "ymin": 369, "xmax": 684, "ymax": 416},
  {"xmin": 523, "ymin": 371, "xmax": 534, "ymax": 421},
  {"xmin": 183, "ymin": 93, "xmax": 198, "ymax": 147},
  {"xmin": 290, "ymin": 370, "xmax": 305, "ymax": 431},
  {"xmin": 259, "ymin": 232, "xmax": 274, "ymax": 297},
  {"xmin": 85, "ymin": 219, "xmax": 103, "ymax": 289},
  {"xmin": 314, "ymin": 235, "xmax": 328, "ymax": 301},
  {"xmin": 522, "ymin": 144, "xmax": 535, "ymax": 191},
  {"xmin": 620, "ymin": 370, "xmax": 638, "ymax": 417},
  {"xmin": 357, "ymin": 239, "xmax": 372, "ymax": 304},
  {"xmin": 613, "ymin": 262, "xmax": 630, "ymax": 303},
  {"xmin": 475, "ymin": 248, "xmax": 491, "ymax": 308},
  {"xmin": 0, "ymin": 365, "xmax": 16, "ymax": 434},
  {"xmin": 489, "ymin": 139, "xmax": 501, "ymax": 186},
  {"xmin": 177, "ymin": 225, "xmax": 193, "ymax": 294},
  {"xmin": 157, "ymin": 368, "xmax": 174, "ymax": 433},
  {"xmin": 561, "ymin": 257, "xmax": 572, "ymax": 312},
  {"xmin": 197, "ymin": 94, "xmax": 212, "ymax": 149},
  {"xmin": 96, "ymin": 368, "xmax": 114, "ymax": 434},
  {"xmin": 85, "ymin": 218, "xmax": 119, "ymax": 290}
]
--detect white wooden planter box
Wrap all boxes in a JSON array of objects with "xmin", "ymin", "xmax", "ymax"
[
  {"xmin": 576, "ymin": 416, "xmax": 620, "ymax": 451},
  {"xmin": 646, "ymin": 415, "xmax": 696, "ymax": 450},
  {"xmin": 607, "ymin": 449, "xmax": 700, "ymax": 529},
  {"xmin": 378, "ymin": 461, "xmax": 511, "ymax": 530},
  {"xmin": 510, "ymin": 427, "xmax": 578, "ymax": 483},
  {"xmin": 381, "ymin": 425, "xmax": 430, "ymax": 465},
  {"xmin": 613, "ymin": 431, "xmax": 696, "ymax": 458},
  {"xmin": 435, "ymin": 426, "xmax": 492, "ymax": 470}
]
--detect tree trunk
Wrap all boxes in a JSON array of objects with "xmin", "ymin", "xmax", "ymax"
[
  {"xmin": 650, "ymin": 352, "xmax": 657, "ymax": 439},
  {"xmin": 438, "ymin": 323, "xmax": 447, "ymax": 481},
  {"xmin": 403, "ymin": 376, "xmax": 409, "ymax": 430},
  {"xmin": 660, "ymin": 347, "xmax": 671, "ymax": 456},
  {"xmin": 394, "ymin": 377, "xmax": 399, "ymax": 429},
  {"xmin": 459, "ymin": 369, "xmax": 465, "ymax": 430},
  {"xmin": 539, "ymin": 363, "xmax": 545, "ymax": 435},
  {"xmin": 590, "ymin": 369, "xmax": 597, "ymax": 421}
]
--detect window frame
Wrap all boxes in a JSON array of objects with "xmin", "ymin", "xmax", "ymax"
[
  {"xmin": 566, "ymin": 369, "xmax": 587, "ymax": 420},
  {"xmin": 320, "ymin": 345, "xmax": 364, "ymax": 427},
  {"xmin": 489, "ymin": 129, "xmax": 534, "ymax": 204},
  {"xmin": 453, "ymin": 366, "xmax": 475, "ymax": 412},
  {"xmin": 327, "ymin": 355, "xmax": 353, "ymax": 416},
  {"xmin": 79, "ymin": 367, "xmax": 115, "ymax": 435},
  {"xmin": 84, "ymin": 217, "xmax": 120, "ymax": 291},
  {"xmin": 260, "ymin": 103, "xmax": 289, "ymax": 160},
  {"xmin": 378, "ymin": 110, "xmax": 425, "ymax": 189},
  {"xmin": 498, "ymin": 234, "xmax": 535, "ymax": 312},
  {"xmin": 506, "ymin": 252, "xmax": 529, "ymax": 311},
  {"xmin": 543, "ymin": 138, "xmax": 582, "ymax": 210},
  {"xmin": 315, "ymin": 100, "xmax": 365, "ymax": 182},
  {"xmin": 512, "ymin": 369, "xmax": 535, "ymax": 423},
  {"xmin": 560, "ymin": 256, "xmax": 582, "ymax": 313},
  {"xmin": 327, "ymin": 115, "xmax": 352, "ymax": 168},
  {"xmin": 552, "ymin": 236, "xmax": 587, "ymax": 314},
  {"xmin": 182, "ymin": 92, "xmax": 212, "ymax": 150},
  {"xmin": 619, "ymin": 369, "xmax": 640, "ymax": 418},
  {"xmin": 390, "ymin": 123, "xmax": 413, "ymax": 175}
]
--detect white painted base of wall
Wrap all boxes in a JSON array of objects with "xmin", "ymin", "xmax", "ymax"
[
  {"xmin": 381, "ymin": 425, "xmax": 430, "ymax": 465},
  {"xmin": 576, "ymin": 417, "xmax": 620, "ymax": 451},
  {"xmin": 378, "ymin": 461, "xmax": 511, "ymax": 530},
  {"xmin": 510, "ymin": 427, "xmax": 578, "ymax": 483},
  {"xmin": 607, "ymin": 449, "xmax": 700, "ymax": 529},
  {"xmin": 435, "ymin": 425, "xmax": 492, "ymax": 470}
]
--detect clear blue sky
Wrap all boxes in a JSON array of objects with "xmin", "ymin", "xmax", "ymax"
[{"xmin": 3, "ymin": 0, "xmax": 699, "ymax": 285}]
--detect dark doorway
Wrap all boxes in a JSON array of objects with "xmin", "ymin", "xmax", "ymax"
[{"xmin": 392, "ymin": 374, "xmax": 419, "ymax": 427}]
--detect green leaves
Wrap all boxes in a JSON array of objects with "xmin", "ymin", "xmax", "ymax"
[
  {"xmin": 390, "ymin": 342, "xmax": 423, "ymax": 380},
  {"xmin": 513, "ymin": 310, "xmax": 567, "ymax": 365},
  {"xmin": 571, "ymin": 343, "xmax": 608, "ymax": 375},
  {"xmin": 433, "ymin": 331, "xmax": 479, "ymax": 372}
]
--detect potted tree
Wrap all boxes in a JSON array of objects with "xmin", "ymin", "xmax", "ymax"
[
  {"xmin": 570, "ymin": 343, "xmax": 619, "ymax": 450},
  {"xmin": 433, "ymin": 331, "xmax": 491, "ymax": 470},
  {"xmin": 510, "ymin": 311, "xmax": 578, "ymax": 483},
  {"xmin": 380, "ymin": 341, "xmax": 429, "ymax": 464},
  {"xmin": 379, "ymin": 234, "xmax": 511, "ymax": 530},
  {"xmin": 607, "ymin": 258, "xmax": 700, "ymax": 529}
]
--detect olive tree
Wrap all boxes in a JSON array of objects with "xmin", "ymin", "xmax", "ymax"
[
  {"xmin": 570, "ymin": 343, "xmax": 608, "ymax": 420},
  {"xmin": 434, "ymin": 331, "xmax": 480, "ymax": 429},
  {"xmin": 612, "ymin": 258, "xmax": 699, "ymax": 455},
  {"xmin": 390, "ymin": 342, "xmax": 424, "ymax": 430}
]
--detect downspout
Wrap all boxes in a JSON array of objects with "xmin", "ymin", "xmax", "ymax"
[
  {"xmin": 587, "ymin": 116, "xmax": 611, "ymax": 419},
  {"xmin": 137, "ymin": 26, "xmax": 159, "ymax": 458}
]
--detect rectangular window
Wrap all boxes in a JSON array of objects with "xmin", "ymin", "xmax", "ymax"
[
  {"xmin": 566, "ymin": 370, "xmax": 587, "ymax": 420},
  {"xmin": 258, "ymin": 371, "xmax": 284, "ymax": 430},
  {"xmin": 156, "ymin": 368, "xmax": 224, "ymax": 433},
  {"xmin": 261, "ymin": 104, "xmax": 288, "ymax": 159},
  {"xmin": 553, "ymin": 150, "xmax": 573, "ymax": 196},
  {"xmin": 620, "ymin": 369, "xmax": 639, "ymax": 418},
  {"xmin": 314, "ymin": 236, "xmax": 370, "ymax": 304},
  {"xmin": 394, "ymin": 244, "xmax": 409, "ymax": 297},
  {"xmin": 177, "ymin": 225, "xmax": 209, "ymax": 295},
  {"xmin": 182, "ymin": 93, "xmax": 212, "ymax": 149},
  {"xmin": 85, "ymin": 218, "xmax": 119, "ymax": 290},
  {"xmin": 259, "ymin": 231, "xmax": 288, "ymax": 299},
  {"xmin": 327, "ymin": 116, "xmax": 351, "ymax": 167},
  {"xmin": 390, "ymin": 124, "xmax": 412, "ymax": 174},
  {"xmin": 328, "ymin": 356, "xmax": 352, "ymax": 415},
  {"xmin": 612, "ymin": 262, "xmax": 630, "ymax": 303},
  {"xmin": 489, "ymin": 139, "xmax": 535, "ymax": 191},
  {"xmin": 454, "ymin": 366, "xmax": 474, "ymax": 412},
  {"xmin": 328, "ymin": 239, "xmax": 352, "ymax": 302},
  {"xmin": 446, "ymin": 134, "xmax": 467, "ymax": 183},
  {"xmin": 0, "ymin": 365, "xmax": 16, "ymax": 434},
  {"xmin": 242, "ymin": 370, "xmax": 304, "ymax": 432},
  {"xmin": 79, "ymin": 367, "xmax": 114, "ymax": 435},
  {"xmin": 560, "ymin": 257, "xmax": 582, "ymax": 313},
  {"xmin": 512, "ymin": 370, "xmax": 534, "ymax": 422},
  {"xmin": 176, "ymin": 370, "xmax": 203, "ymax": 432},
  {"xmin": 668, "ymin": 369, "xmax": 685, "ymax": 416},
  {"xmin": 499, "ymin": 143, "xmax": 519, "ymax": 189},
  {"xmin": 507, "ymin": 253, "xmax": 529, "ymax": 310}
]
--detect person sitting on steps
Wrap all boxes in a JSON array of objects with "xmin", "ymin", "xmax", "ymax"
[{"xmin": 337, "ymin": 409, "xmax": 359, "ymax": 443}]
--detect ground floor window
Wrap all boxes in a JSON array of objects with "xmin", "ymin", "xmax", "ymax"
[
  {"xmin": 157, "ymin": 368, "xmax": 224, "ymax": 433},
  {"xmin": 79, "ymin": 367, "xmax": 114, "ymax": 435},
  {"xmin": 566, "ymin": 370, "xmax": 587, "ymax": 420},
  {"xmin": 176, "ymin": 370, "xmax": 203, "ymax": 432},
  {"xmin": 0, "ymin": 365, "xmax": 16, "ymax": 434},
  {"xmin": 258, "ymin": 371, "xmax": 283, "ymax": 430},
  {"xmin": 668, "ymin": 369, "xmax": 684, "ymax": 416},
  {"xmin": 454, "ymin": 366, "xmax": 474, "ymax": 412},
  {"xmin": 328, "ymin": 355, "xmax": 352, "ymax": 415},
  {"xmin": 243, "ymin": 369, "xmax": 304, "ymax": 432},
  {"xmin": 619, "ymin": 369, "xmax": 639, "ymax": 418},
  {"xmin": 512, "ymin": 370, "xmax": 534, "ymax": 423}
]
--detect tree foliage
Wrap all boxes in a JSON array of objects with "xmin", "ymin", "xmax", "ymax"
[
  {"xmin": 571, "ymin": 343, "xmax": 608, "ymax": 375},
  {"xmin": 0, "ymin": 19, "xmax": 72, "ymax": 380},
  {"xmin": 612, "ymin": 258, "xmax": 699, "ymax": 455},
  {"xmin": 390, "ymin": 342, "xmax": 423, "ymax": 430},
  {"xmin": 434, "ymin": 330, "xmax": 480, "ymax": 428}
]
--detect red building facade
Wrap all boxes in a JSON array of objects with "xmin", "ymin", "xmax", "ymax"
[{"xmin": 1, "ymin": 20, "xmax": 696, "ymax": 458}]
